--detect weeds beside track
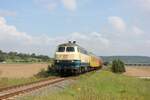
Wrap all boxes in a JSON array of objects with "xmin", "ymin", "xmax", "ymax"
[{"xmin": 0, "ymin": 77, "xmax": 66, "ymax": 100}]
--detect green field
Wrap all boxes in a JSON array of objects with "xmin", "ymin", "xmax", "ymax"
[{"xmin": 21, "ymin": 70, "xmax": 150, "ymax": 100}]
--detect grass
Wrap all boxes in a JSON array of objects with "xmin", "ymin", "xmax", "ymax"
[
  {"xmin": 0, "ymin": 77, "xmax": 44, "ymax": 89},
  {"xmin": 21, "ymin": 70, "xmax": 150, "ymax": 100}
]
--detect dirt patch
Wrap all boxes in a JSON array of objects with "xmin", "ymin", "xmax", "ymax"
[
  {"xmin": 0, "ymin": 64, "xmax": 48, "ymax": 78},
  {"xmin": 124, "ymin": 66, "xmax": 150, "ymax": 77}
]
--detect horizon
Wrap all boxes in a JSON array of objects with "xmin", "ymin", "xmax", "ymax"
[
  {"xmin": 1, "ymin": 49, "xmax": 150, "ymax": 58},
  {"xmin": 0, "ymin": 0, "xmax": 150, "ymax": 56}
]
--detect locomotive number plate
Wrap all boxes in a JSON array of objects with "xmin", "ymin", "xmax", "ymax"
[{"xmin": 63, "ymin": 55, "xmax": 68, "ymax": 59}]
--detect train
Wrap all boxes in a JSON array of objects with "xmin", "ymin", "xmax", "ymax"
[{"xmin": 54, "ymin": 41, "xmax": 103, "ymax": 75}]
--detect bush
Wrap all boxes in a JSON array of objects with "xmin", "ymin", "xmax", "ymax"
[
  {"xmin": 36, "ymin": 65, "xmax": 59, "ymax": 78},
  {"xmin": 36, "ymin": 68, "xmax": 50, "ymax": 78},
  {"xmin": 103, "ymin": 61, "xmax": 109, "ymax": 66},
  {"xmin": 111, "ymin": 59, "xmax": 126, "ymax": 73}
]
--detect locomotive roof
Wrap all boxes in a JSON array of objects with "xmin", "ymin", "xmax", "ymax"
[
  {"xmin": 58, "ymin": 43, "xmax": 91, "ymax": 54},
  {"xmin": 58, "ymin": 43, "xmax": 87, "ymax": 52},
  {"xmin": 58, "ymin": 43, "xmax": 79, "ymax": 47},
  {"xmin": 58, "ymin": 42, "xmax": 100, "ymax": 58}
]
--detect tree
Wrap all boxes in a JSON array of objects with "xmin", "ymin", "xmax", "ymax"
[
  {"xmin": 31, "ymin": 53, "xmax": 36, "ymax": 58},
  {"xmin": 0, "ymin": 55, "xmax": 5, "ymax": 62},
  {"xmin": 0, "ymin": 50, "xmax": 3, "ymax": 54},
  {"xmin": 111, "ymin": 59, "xmax": 126, "ymax": 73}
]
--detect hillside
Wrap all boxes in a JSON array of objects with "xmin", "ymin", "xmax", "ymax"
[{"xmin": 101, "ymin": 56, "xmax": 150, "ymax": 64}]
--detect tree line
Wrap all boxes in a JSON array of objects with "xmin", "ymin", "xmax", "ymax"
[{"xmin": 0, "ymin": 50, "xmax": 52, "ymax": 63}]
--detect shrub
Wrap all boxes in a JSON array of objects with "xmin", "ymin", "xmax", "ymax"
[
  {"xmin": 36, "ymin": 65, "xmax": 59, "ymax": 78},
  {"xmin": 36, "ymin": 68, "xmax": 50, "ymax": 78},
  {"xmin": 47, "ymin": 65, "xmax": 59, "ymax": 76},
  {"xmin": 111, "ymin": 59, "xmax": 126, "ymax": 73},
  {"xmin": 103, "ymin": 61, "xmax": 109, "ymax": 66}
]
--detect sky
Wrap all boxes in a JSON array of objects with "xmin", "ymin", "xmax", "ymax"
[{"xmin": 0, "ymin": 0, "xmax": 150, "ymax": 56}]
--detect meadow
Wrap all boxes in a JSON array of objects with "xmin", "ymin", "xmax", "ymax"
[{"xmin": 21, "ymin": 70, "xmax": 150, "ymax": 100}]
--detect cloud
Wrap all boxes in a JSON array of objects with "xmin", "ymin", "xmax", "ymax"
[
  {"xmin": 0, "ymin": 16, "xmax": 54, "ymax": 55},
  {"xmin": 0, "ymin": 17, "xmax": 30, "ymax": 40},
  {"xmin": 46, "ymin": 3, "xmax": 58, "ymax": 11},
  {"xmin": 71, "ymin": 32, "xmax": 109, "ymax": 46},
  {"xmin": 34, "ymin": 0, "xmax": 58, "ymax": 12},
  {"xmin": 134, "ymin": 0, "xmax": 150, "ymax": 12},
  {"xmin": 61, "ymin": 0, "xmax": 77, "ymax": 11},
  {"xmin": 0, "ymin": 15, "xmax": 149, "ymax": 56},
  {"xmin": 146, "ymin": 40, "xmax": 150, "ymax": 46},
  {"xmin": 69, "ymin": 32, "xmax": 110, "ymax": 54},
  {"xmin": 35, "ymin": 0, "xmax": 77, "ymax": 12},
  {"xmin": 132, "ymin": 26, "xmax": 144, "ymax": 36},
  {"xmin": 104, "ymin": 15, "xmax": 150, "ymax": 55},
  {"xmin": 0, "ymin": 10, "xmax": 16, "ymax": 17},
  {"xmin": 0, "ymin": 16, "xmax": 109, "ymax": 55},
  {"xmin": 108, "ymin": 16, "xmax": 126, "ymax": 32},
  {"xmin": 107, "ymin": 16, "xmax": 145, "ymax": 37}
]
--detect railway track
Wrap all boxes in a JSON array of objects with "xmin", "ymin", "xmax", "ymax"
[
  {"xmin": 0, "ymin": 67, "xmax": 103, "ymax": 100},
  {"xmin": 0, "ymin": 77, "xmax": 66, "ymax": 100}
]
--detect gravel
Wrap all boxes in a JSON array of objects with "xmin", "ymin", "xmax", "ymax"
[{"xmin": 16, "ymin": 79, "xmax": 75, "ymax": 100}]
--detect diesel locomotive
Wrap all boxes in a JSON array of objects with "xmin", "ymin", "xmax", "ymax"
[{"xmin": 54, "ymin": 41, "xmax": 103, "ymax": 74}]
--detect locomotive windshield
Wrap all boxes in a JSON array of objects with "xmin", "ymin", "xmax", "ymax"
[
  {"xmin": 66, "ymin": 47, "xmax": 75, "ymax": 52},
  {"xmin": 57, "ymin": 47, "xmax": 65, "ymax": 52}
]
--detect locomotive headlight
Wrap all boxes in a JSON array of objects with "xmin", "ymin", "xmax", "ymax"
[
  {"xmin": 57, "ymin": 60, "xmax": 59, "ymax": 63},
  {"xmin": 72, "ymin": 60, "xmax": 74, "ymax": 62}
]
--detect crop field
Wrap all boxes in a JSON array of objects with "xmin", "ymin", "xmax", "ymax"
[
  {"xmin": 20, "ymin": 70, "xmax": 150, "ymax": 100},
  {"xmin": 124, "ymin": 66, "xmax": 150, "ymax": 77},
  {"xmin": 0, "ymin": 63, "xmax": 51, "ymax": 89},
  {"xmin": 0, "ymin": 64, "xmax": 48, "ymax": 78}
]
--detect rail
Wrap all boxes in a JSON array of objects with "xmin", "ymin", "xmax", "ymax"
[{"xmin": 0, "ymin": 77, "xmax": 66, "ymax": 100}]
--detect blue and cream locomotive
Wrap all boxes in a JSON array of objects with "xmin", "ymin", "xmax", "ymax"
[{"xmin": 54, "ymin": 41, "xmax": 103, "ymax": 74}]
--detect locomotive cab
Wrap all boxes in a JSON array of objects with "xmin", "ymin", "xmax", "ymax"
[
  {"xmin": 54, "ymin": 41, "xmax": 103, "ymax": 75},
  {"xmin": 54, "ymin": 42, "xmax": 80, "ymax": 73}
]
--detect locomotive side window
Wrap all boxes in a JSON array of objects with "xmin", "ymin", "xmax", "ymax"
[
  {"xmin": 78, "ymin": 47, "xmax": 88, "ymax": 54},
  {"xmin": 57, "ymin": 47, "xmax": 65, "ymax": 52},
  {"xmin": 66, "ymin": 47, "xmax": 75, "ymax": 52}
]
